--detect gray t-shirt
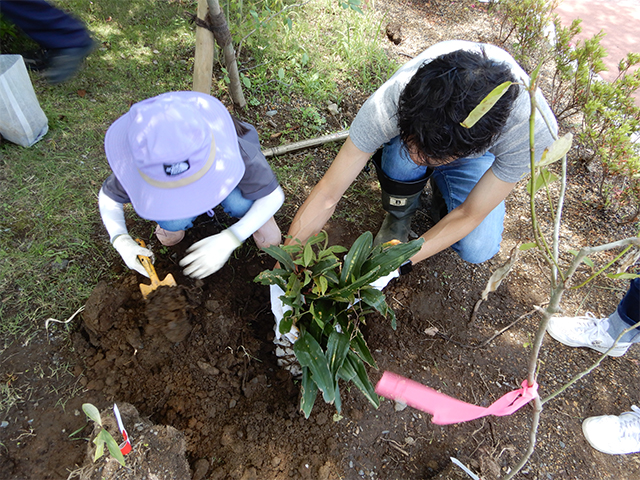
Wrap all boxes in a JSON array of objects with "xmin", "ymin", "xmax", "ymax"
[
  {"xmin": 349, "ymin": 40, "xmax": 558, "ymax": 183},
  {"xmin": 102, "ymin": 120, "xmax": 279, "ymax": 205}
]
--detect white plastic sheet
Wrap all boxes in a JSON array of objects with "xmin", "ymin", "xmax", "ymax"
[{"xmin": 0, "ymin": 55, "xmax": 48, "ymax": 147}]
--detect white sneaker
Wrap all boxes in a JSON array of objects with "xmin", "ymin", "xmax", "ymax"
[
  {"xmin": 546, "ymin": 312, "xmax": 631, "ymax": 357},
  {"xmin": 582, "ymin": 406, "xmax": 640, "ymax": 454}
]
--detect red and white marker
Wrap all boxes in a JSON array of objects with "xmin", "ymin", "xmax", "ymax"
[{"xmin": 112, "ymin": 403, "xmax": 132, "ymax": 455}]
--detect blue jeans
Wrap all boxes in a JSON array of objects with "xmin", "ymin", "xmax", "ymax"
[
  {"xmin": 156, "ymin": 187, "xmax": 254, "ymax": 232},
  {"xmin": 381, "ymin": 136, "xmax": 505, "ymax": 264}
]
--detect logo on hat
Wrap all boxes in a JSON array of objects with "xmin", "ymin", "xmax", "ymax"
[{"xmin": 164, "ymin": 161, "xmax": 190, "ymax": 176}]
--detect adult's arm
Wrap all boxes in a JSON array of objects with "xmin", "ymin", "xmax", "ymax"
[
  {"xmin": 410, "ymin": 169, "xmax": 516, "ymax": 264},
  {"xmin": 286, "ymin": 136, "xmax": 372, "ymax": 245}
]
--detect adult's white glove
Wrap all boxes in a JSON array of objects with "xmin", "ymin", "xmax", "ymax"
[
  {"xmin": 369, "ymin": 268, "xmax": 400, "ymax": 291},
  {"xmin": 112, "ymin": 234, "xmax": 154, "ymax": 278},
  {"xmin": 180, "ymin": 229, "xmax": 241, "ymax": 279}
]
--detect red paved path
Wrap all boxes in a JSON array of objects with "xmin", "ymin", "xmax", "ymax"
[{"xmin": 553, "ymin": 0, "xmax": 640, "ymax": 104}]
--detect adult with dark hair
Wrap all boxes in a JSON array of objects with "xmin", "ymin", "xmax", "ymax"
[
  {"xmin": 0, "ymin": 0, "xmax": 96, "ymax": 84},
  {"xmin": 285, "ymin": 40, "xmax": 557, "ymax": 276}
]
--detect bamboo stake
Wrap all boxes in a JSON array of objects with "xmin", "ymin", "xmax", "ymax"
[{"xmin": 262, "ymin": 130, "xmax": 349, "ymax": 158}]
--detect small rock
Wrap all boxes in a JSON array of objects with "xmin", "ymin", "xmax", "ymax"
[
  {"xmin": 394, "ymin": 400, "xmax": 408, "ymax": 411},
  {"xmin": 192, "ymin": 458, "xmax": 210, "ymax": 480}
]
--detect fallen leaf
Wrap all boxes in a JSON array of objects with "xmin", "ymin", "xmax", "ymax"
[
  {"xmin": 424, "ymin": 327, "xmax": 439, "ymax": 336},
  {"xmin": 77, "ymin": 89, "xmax": 86, "ymax": 97}
]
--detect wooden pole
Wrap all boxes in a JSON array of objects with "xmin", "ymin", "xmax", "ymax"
[
  {"xmin": 193, "ymin": 0, "xmax": 214, "ymax": 94},
  {"xmin": 262, "ymin": 130, "xmax": 349, "ymax": 158}
]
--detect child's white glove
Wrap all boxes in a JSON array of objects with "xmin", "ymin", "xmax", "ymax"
[
  {"xmin": 180, "ymin": 229, "xmax": 241, "ymax": 279},
  {"xmin": 112, "ymin": 234, "xmax": 154, "ymax": 278}
]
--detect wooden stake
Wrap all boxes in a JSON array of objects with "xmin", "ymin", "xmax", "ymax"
[{"xmin": 193, "ymin": 0, "xmax": 214, "ymax": 94}]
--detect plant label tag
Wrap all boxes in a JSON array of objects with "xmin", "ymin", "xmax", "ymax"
[{"xmin": 113, "ymin": 403, "xmax": 132, "ymax": 455}]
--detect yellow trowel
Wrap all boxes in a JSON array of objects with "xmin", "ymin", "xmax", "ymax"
[{"xmin": 135, "ymin": 238, "xmax": 177, "ymax": 299}]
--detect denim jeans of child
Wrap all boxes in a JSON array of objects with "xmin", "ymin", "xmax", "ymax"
[
  {"xmin": 381, "ymin": 136, "xmax": 505, "ymax": 263},
  {"xmin": 156, "ymin": 187, "xmax": 254, "ymax": 232}
]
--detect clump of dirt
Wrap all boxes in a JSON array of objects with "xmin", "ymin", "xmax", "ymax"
[
  {"xmin": 74, "ymin": 402, "xmax": 190, "ymax": 480},
  {"xmin": 145, "ymin": 286, "xmax": 192, "ymax": 343}
]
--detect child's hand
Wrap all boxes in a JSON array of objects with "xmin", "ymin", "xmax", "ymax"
[
  {"xmin": 113, "ymin": 234, "xmax": 154, "ymax": 278},
  {"xmin": 179, "ymin": 229, "xmax": 241, "ymax": 279}
]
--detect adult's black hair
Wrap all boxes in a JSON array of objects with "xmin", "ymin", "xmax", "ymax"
[{"xmin": 397, "ymin": 48, "xmax": 519, "ymax": 164}]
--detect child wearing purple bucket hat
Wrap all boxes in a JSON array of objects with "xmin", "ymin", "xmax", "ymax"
[{"xmin": 98, "ymin": 91, "xmax": 284, "ymax": 279}]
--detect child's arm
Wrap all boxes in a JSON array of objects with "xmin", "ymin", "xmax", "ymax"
[
  {"xmin": 180, "ymin": 187, "xmax": 285, "ymax": 279},
  {"xmin": 99, "ymin": 187, "xmax": 153, "ymax": 277}
]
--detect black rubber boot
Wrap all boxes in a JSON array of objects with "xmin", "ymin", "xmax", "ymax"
[
  {"xmin": 429, "ymin": 178, "xmax": 448, "ymax": 223},
  {"xmin": 374, "ymin": 190, "xmax": 423, "ymax": 246},
  {"xmin": 370, "ymin": 150, "xmax": 432, "ymax": 246}
]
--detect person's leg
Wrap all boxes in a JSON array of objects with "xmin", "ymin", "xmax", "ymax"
[
  {"xmin": 155, "ymin": 217, "xmax": 197, "ymax": 246},
  {"xmin": 1, "ymin": 0, "xmax": 96, "ymax": 83},
  {"xmin": 582, "ymin": 405, "xmax": 640, "ymax": 455},
  {"xmin": 430, "ymin": 152, "xmax": 505, "ymax": 263},
  {"xmin": 373, "ymin": 137, "xmax": 431, "ymax": 245},
  {"xmin": 546, "ymin": 279, "xmax": 640, "ymax": 357},
  {"xmin": 1, "ymin": 0, "xmax": 92, "ymax": 50},
  {"xmin": 607, "ymin": 278, "xmax": 640, "ymax": 342},
  {"xmin": 220, "ymin": 188, "xmax": 281, "ymax": 248}
]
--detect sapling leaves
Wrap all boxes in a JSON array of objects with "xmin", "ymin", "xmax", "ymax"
[
  {"xmin": 255, "ymin": 231, "xmax": 416, "ymax": 417},
  {"xmin": 527, "ymin": 168, "xmax": 559, "ymax": 195},
  {"xmin": 82, "ymin": 403, "xmax": 126, "ymax": 467},
  {"xmin": 294, "ymin": 332, "xmax": 336, "ymax": 404},
  {"xmin": 326, "ymin": 330, "xmax": 350, "ymax": 377},
  {"xmin": 360, "ymin": 286, "xmax": 397, "ymax": 330},
  {"xmin": 461, "ymin": 81, "xmax": 514, "ymax": 129},
  {"xmin": 82, "ymin": 403, "xmax": 102, "ymax": 426},
  {"xmin": 539, "ymin": 133, "xmax": 573, "ymax": 166},
  {"xmin": 345, "ymin": 352, "xmax": 379, "ymax": 408},
  {"xmin": 300, "ymin": 367, "xmax": 319, "ymax": 419},
  {"xmin": 340, "ymin": 231, "xmax": 373, "ymax": 285},
  {"xmin": 262, "ymin": 244, "xmax": 296, "ymax": 271}
]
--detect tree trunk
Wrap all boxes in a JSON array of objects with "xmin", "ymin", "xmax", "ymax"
[{"xmin": 206, "ymin": 0, "xmax": 246, "ymax": 108}]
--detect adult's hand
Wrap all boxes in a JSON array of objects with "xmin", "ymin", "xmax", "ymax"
[
  {"xmin": 180, "ymin": 229, "xmax": 241, "ymax": 279},
  {"xmin": 112, "ymin": 234, "xmax": 154, "ymax": 278}
]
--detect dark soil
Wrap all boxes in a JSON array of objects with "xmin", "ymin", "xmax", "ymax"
[{"xmin": 2, "ymin": 1, "xmax": 640, "ymax": 480}]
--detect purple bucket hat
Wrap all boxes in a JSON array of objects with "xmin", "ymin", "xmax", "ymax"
[{"xmin": 104, "ymin": 91, "xmax": 245, "ymax": 221}]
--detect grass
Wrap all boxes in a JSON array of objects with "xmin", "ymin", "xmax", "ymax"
[{"xmin": 0, "ymin": 0, "xmax": 394, "ymax": 343}]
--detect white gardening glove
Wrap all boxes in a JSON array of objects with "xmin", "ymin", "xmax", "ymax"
[
  {"xmin": 179, "ymin": 229, "xmax": 241, "ymax": 279},
  {"xmin": 112, "ymin": 234, "xmax": 154, "ymax": 278},
  {"xmin": 369, "ymin": 268, "xmax": 400, "ymax": 291},
  {"xmin": 270, "ymin": 284, "xmax": 302, "ymax": 377}
]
